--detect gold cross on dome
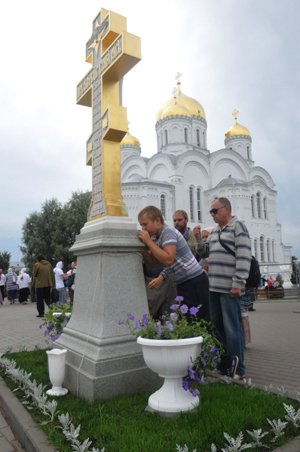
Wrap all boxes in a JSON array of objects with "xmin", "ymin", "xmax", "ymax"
[
  {"xmin": 232, "ymin": 109, "xmax": 239, "ymax": 121},
  {"xmin": 175, "ymin": 72, "xmax": 182, "ymax": 84}
]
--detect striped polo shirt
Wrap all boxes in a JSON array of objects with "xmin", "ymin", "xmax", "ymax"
[
  {"xmin": 195, "ymin": 216, "xmax": 251, "ymax": 293},
  {"xmin": 154, "ymin": 224, "xmax": 202, "ymax": 284}
]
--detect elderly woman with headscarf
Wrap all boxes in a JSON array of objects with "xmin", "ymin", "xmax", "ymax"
[
  {"xmin": 198, "ymin": 227, "xmax": 214, "ymax": 274},
  {"xmin": 5, "ymin": 268, "xmax": 18, "ymax": 304},
  {"xmin": 53, "ymin": 261, "xmax": 68, "ymax": 303},
  {"xmin": 0, "ymin": 269, "xmax": 6, "ymax": 304},
  {"xmin": 17, "ymin": 268, "xmax": 31, "ymax": 304}
]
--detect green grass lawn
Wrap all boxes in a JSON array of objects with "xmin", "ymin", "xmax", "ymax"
[{"xmin": 0, "ymin": 350, "xmax": 299, "ymax": 452}]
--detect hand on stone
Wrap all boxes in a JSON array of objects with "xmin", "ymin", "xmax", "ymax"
[
  {"xmin": 139, "ymin": 229, "xmax": 152, "ymax": 246},
  {"xmin": 193, "ymin": 225, "xmax": 202, "ymax": 238}
]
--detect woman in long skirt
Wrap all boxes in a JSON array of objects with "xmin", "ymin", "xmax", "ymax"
[{"xmin": 17, "ymin": 268, "xmax": 31, "ymax": 304}]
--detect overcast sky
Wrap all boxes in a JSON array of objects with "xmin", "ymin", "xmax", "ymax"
[{"xmin": 0, "ymin": 0, "xmax": 299, "ymax": 262}]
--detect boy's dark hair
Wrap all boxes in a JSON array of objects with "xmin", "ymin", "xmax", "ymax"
[
  {"xmin": 36, "ymin": 254, "xmax": 45, "ymax": 261},
  {"xmin": 138, "ymin": 206, "xmax": 164, "ymax": 224}
]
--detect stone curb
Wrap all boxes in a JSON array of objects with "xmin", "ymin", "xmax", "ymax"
[
  {"xmin": 0, "ymin": 372, "xmax": 299, "ymax": 452},
  {"xmin": 0, "ymin": 378, "xmax": 58, "ymax": 452},
  {"xmin": 208, "ymin": 372, "xmax": 300, "ymax": 452}
]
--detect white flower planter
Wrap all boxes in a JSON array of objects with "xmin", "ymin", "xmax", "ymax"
[
  {"xmin": 137, "ymin": 336, "xmax": 203, "ymax": 414},
  {"xmin": 46, "ymin": 348, "xmax": 68, "ymax": 396}
]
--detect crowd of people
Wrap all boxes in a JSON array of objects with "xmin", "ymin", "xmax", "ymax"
[
  {"xmin": 139, "ymin": 197, "xmax": 254, "ymax": 380},
  {"xmin": 0, "ymin": 259, "xmax": 77, "ymax": 317},
  {"xmin": 1, "ymin": 196, "xmax": 261, "ymax": 380}
]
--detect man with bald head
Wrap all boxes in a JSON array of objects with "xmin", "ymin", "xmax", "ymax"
[{"xmin": 194, "ymin": 197, "xmax": 251, "ymax": 379}]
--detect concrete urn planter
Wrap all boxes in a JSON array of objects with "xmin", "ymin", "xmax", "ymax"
[{"xmin": 137, "ymin": 336, "xmax": 203, "ymax": 414}]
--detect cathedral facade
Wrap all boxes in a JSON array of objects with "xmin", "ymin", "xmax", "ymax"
[{"xmin": 120, "ymin": 78, "xmax": 291, "ymax": 269}]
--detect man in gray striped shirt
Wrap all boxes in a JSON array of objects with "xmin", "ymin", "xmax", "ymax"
[{"xmin": 194, "ymin": 197, "xmax": 251, "ymax": 379}]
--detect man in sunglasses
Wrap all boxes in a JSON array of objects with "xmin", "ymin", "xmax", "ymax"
[{"xmin": 193, "ymin": 197, "xmax": 251, "ymax": 380}]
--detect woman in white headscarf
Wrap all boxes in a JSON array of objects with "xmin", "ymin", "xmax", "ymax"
[
  {"xmin": 17, "ymin": 268, "xmax": 31, "ymax": 304},
  {"xmin": 53, "ymin": 261, "xmax": 68, "ymax": 303},
  {"xmin": 5, "ymin": 268, "xmax": 18, "ymax": 304}
]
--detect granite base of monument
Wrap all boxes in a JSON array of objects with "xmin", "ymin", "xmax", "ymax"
[{"xmin": 55, "ymin": 216, "xmax": 162, "ymax": 401}]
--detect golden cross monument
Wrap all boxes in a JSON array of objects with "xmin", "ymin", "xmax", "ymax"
[{"xmin": 77, "ymin": 8, "xmax": 141, "ymax": 220}]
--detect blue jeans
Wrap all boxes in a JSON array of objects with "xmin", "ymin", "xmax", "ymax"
[
  {"xmin": 209, "ymin": 292, "xmax": 245, "ymax": 376},
  {"xmin": 58, "ymin": 287, "xmax": 67, "ymax": 304}
]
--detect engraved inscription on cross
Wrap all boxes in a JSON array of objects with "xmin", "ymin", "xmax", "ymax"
[{"xmin": 76, "ymin": 8, "xmax": 141, "ymax": 220}]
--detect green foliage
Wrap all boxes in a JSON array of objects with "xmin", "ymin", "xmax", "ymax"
[
  {"xmin": 0, "ymin": 250, "xmax": 11, "ymax": 272},
  {"xmin": 20, "ymin": 191, "xmax": 91, "ymax": 271},
  {"xmin": 1, "ymin": 350, "xmax": 300, "ymax": 452}
]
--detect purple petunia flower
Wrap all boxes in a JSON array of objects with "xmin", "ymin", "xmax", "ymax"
[
  {"xmin": 210, "ymin": 346, "xmax": 218, "ymax": 353},
  {"xmin": 170, "ymin": 313, "xmax": 177, "ymax": 322},
  {"xmin": 127, "ymin": 313, "xmax": 134, "ymax": 321},
  {"xmin": 142, "ymin": 314, "xmax": 148, "ymax": 325},
  {"xmin": 187, "ymin": 365, "xmax": 196, "ymax": 380},
  {"xmin": 55, "ymin": 314, "xmax": 61, "ymax": 318},
  {"xmin": 157, "ymin": 321, "xmax": 162, "ymax": 336},
  {"xmin": 119, "ymin": 318, "xmax": 125, "ymax": 325},
  {"xmin": 189, "ymin": 388, "xmax": 200, "ymax": 397},
  {"xmin": 170, "ymin": 304, "xmax": 179, "ymax": 311},
  {"xmin": 135, "ymin": 319, "xmax": 141, "ymax": 329},
  {"xmin": 39, "ymin": 324, "xmax": 42, "ymax": 329},
  {"xmin": 175, "ymin": 296, "xmax": 184, "ymax": 302},
  {"xmin": 166, "ymin": 322, "xmax": 174, "ymax": 331},
  {"xmin": 182, "ymin": 380, "xmax": 189, "ymax": 391},
  {"xmin": 189, "ymin": 306, "xmax": 199, "ymax": 316},
  {"xmin": 180, "ymin": 304, "xmax": 189, "ymax": 314}
]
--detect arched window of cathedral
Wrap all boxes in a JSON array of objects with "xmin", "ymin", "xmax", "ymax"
[
  {"xmin": 189, "ymin": 186, "xmax": 194, "ymax": 221},
  {"xmin": 202, "ymin": 131, "xmax": 205, "ymax": 148},
  {"xmin": 267, "ymin": 239, "xmax": 271, "ymax": 262},
  {"xmin": 254, "ymin": 238, "xmax": 258, "ymax": 260},
  {"xmin": 160, "ymin": 194, "xmax": 166, "ymax": 218},
  {"xmin": 165, "ymin": 130, "xmax": 168, "ymax": 145},
  {"xmin": 263, "ymin": 197, "xmax": 267, "ymax": 219},
  {"xmin": 161, "ymin": 132, "xmax": 163, "ymax": 148},
  {"xmin": 257, "ymin": 192, "xmax": 262, "ymax": 218},
  {"xmin": 184, "ymin": 128, "xmax": 188, "ymax": 143},
  {"xmin": 196, "ymin": 129, "xmax": 200, "ymax": 147},
  {"xmin": 272, "ymin": 240, "xmax": 276, "ymax": 262},
  {"xmin": 196, "ymin": 188, "xmax": 202, "ymax": 221},
  {"xmin": 247, "ymin": 146, "xmax": 250, "ymax": 159},
  {"xmin": 251, "ymin": 195, "xmax": 255, "ymax": 217},
  {"xmin": 260, "ymin": 236, "xmax": 265, "ymax": 262}
]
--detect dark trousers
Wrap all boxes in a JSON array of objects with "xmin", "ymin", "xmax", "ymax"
[
  {"xmin": 176, "ymin": 272, "xmax": 232, "ymax": 370},
  {"xmin": 36, "ymin": 286, "xmax": 52, "ymax": 315}
]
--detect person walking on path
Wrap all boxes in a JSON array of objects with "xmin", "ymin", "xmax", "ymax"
[
  {"xmin": 193, "ymin": 197, "xmax": 251, "ymax": 379},
  {"xmin": 0, "ymin": 269, "xmax": 6, "ymax": 304},
  {"xmin": 53, "ymin": 261, "xmax": 68, "ymax": 303},
  {"xmin": 32, "ymin": 255, "xmax": 55, "ymax": 317},
  {"xmin": 5, "ymin": 268, "xmax": 18, "ymax": 304},
  {"xmin": 17, "ymin": 268, "xmax": 31, "ymax": 304}
]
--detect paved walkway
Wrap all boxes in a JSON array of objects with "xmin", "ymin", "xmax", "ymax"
[{"xmin": 0, "ymin": 298, "xmax": 299, "ymax": 451}]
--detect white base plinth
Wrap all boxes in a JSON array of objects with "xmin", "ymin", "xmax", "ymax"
[{"xmin": 46, "ymin": 386, "xmax": 68, "ymax": 396}]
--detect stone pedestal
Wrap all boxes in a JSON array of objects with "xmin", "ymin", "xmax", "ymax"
[{"xmin": 55, "ymin": 216, "xmax": 162, "ymax": 401}]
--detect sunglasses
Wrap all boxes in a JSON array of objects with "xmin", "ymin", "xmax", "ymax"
[{"xmin": 209, "ymin": 206, "xmax": 226, "ymax": 215}]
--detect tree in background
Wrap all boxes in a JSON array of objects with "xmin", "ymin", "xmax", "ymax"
[
  {"xmin": 20, "ymin": 191, "xmax": 91, "ymax": 271},
  {"xmin": 0, "ymin": 251, "xmax": 11, "ymax": 273}
]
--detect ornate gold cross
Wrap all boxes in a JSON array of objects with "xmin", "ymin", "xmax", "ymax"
[{"xmin": 77, "ymin": 8, "xmax": 141, "ymax": 220}]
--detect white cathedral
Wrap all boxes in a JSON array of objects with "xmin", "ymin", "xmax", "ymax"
[{"xmin": 120, "ymin": 75, "xmax": 292, "ymax": 275}]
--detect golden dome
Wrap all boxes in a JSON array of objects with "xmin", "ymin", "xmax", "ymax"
[
  {"xmin": 161, "ymin": 100, "xmax": 191, "ymax": 119},
  {"xmin": 176, "ymin": 88, "xmax": 206, "ymax": 119},
  {"xmin": 156, "ymin": 74, "xmax": 206, "ymax": 122},
  {"xmin": 225, "ymin": 109, "xmax": 250, "ymax": 139},
  {"xmin": 121, "ymin": 130, "xmax": 140, "ymax": 147}
]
